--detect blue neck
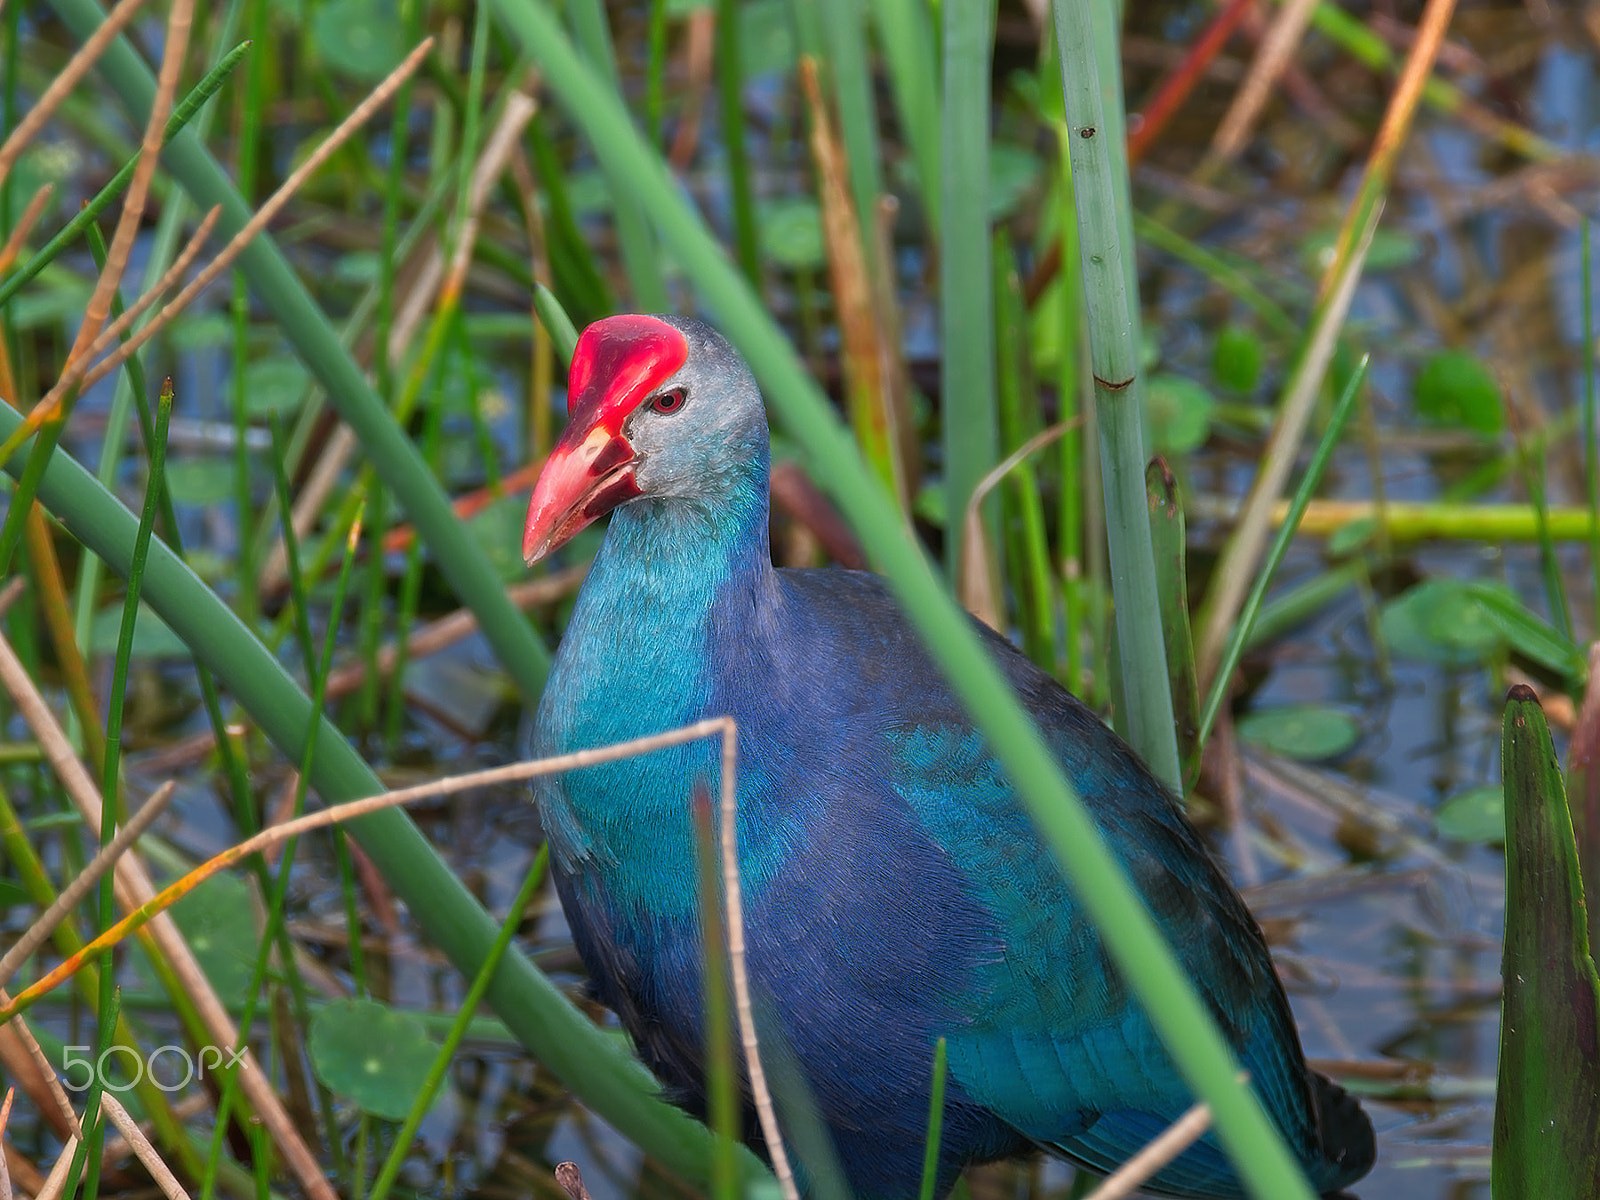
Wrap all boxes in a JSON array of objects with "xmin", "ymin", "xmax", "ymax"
[{"xmin": 534, "ymin": 456, "xmax": 773, "ymax": 905}]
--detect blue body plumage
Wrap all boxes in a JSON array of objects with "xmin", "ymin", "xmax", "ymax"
[{"xmin": 524, "ymin": 315, "xmax": 1375, "ymax": 1200}]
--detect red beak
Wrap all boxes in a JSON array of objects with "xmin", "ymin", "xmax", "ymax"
[
  {"xmin": 522, "ymin": 314, "xmax": 690, "ymax": 565},
  {"xmin": 521, "ymin": 417, "xmax": 641, "ymax": 564}
]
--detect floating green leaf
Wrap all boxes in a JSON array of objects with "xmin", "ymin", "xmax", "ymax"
[
  {"xmin": 1435, "ymin": 784, "xmax": 1505, "ymax": 845},
  {"xmin": 170, "ymin": 873, "xmax": 263, "ymax": 996},
  {"xmin": 1212, "ymin": 324, "xmax": 1263, "ymax": 394},
  {"xmin": 1414, "ymin": 349, "xmax": 1504, "ymax": 435},
  {"xmin": 1493, "ymin": 686, "xmax": 1600, "ymax": 1198},
  {"xmin": 164, "ymin": 458, "xmax": 235, "ymax": 505},
  {"xmin": 1380, "ymin": 578, "xmax": 1506, "ymax": 668},
  {"xmin": 89, "ymin": 602, "xmax": 191, "ymax": 659},
  {"xmin": 1144, "ymin": 374, "xmax": 1215, "ymax": 456},
  {"xmin": 1237, "ymin": 705, "xmax": 1359, "ymax": 761},
  {"xmin": 309, "ymin": 998, "xmax": 442, "ymax": 1121},
  {"xmin": 311, "ymin": 0, "xmax": 404, "ymax": 82},
  {"xmin": 759, "ymin": 198, "xmax": 825, "ymax": 271},
  {"xmin": 240, "ymin": 357, "xmax": 311, "ymax": 417}
]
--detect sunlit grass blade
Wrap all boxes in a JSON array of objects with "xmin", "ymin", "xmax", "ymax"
[
  {"xmin": 534, "ymin": 281, "xmax": 579, "ymax": 367},
  {"xmin": 1493, "ymin": 685, "xmax": 1600, "ymax": 1198}
]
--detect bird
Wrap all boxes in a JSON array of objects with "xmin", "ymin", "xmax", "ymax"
[{"xmin": 521, "ymin": 313, "xmax": 1376, "ymax": 1200}]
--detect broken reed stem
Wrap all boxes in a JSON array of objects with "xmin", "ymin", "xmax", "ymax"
[
  {"xmin": 33, "ymin": 37, "xmax": 435, "ymax": 418},
  {"xmin": 97, "ymin": 1093, "xmax": 190, "ymax": 1200}
]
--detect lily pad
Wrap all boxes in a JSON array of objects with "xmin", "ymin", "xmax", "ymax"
[
  {"xmin": 170, "ymin": 873, "xmax": 262, "ymax": 996},
  {"xmin": 1144, "ymin": 374, "xmax": 1215, "ymax": 456},
  {"xmin": 311, "ymin": 0, "xmax": 404, "ymax": 83},
  {"xmin": 1379, "ymin": 579, "xmax": 1508, "ymax": 668},
  {"xmin": 1212, "ymin": 324, "xmax": 1263, "ymax": 394},
  {"xmin": 1435, "ymin": 784, "xmax": 1505, "ymax": 844},
  {"xmin": 165, "ymin": 458, "xmax": 235, "ymax": 505},
  {"xmin": 239, "ymin": 357, "xmax": 310, "ymax": 417},
  {"xmin": 759, "ymin": 198, "xmax": 824, "ymax": 271},
  {"xmin": 89, "ymin": 602, "xmax": 191, "ymax": 660},
  {"xmin": 1414, "ymin": 349, "xmax": 1503, "ymax": 435},
  {"xmin": 309, "ymin": 998, "xmax": 440, "ymax": 1121},
  {"xmin": 1237, "ymin": 704, "xmax": 1359, "ymax": 761}
]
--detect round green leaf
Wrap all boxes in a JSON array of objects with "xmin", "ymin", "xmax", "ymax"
[
  {"xmin": 1435, "ymin": 785, "xmax": 1505, "ymax": 845},
  {"xmin": 759, "ymin": 198, "xmax": 824, "ymax": 271},
  {"xmin": 89, "ymin": 602, "xmax": 190, "ymax": 659},
  {"xmin": 170, "ymin": 873, "xmax": 262, "ymax": 995},
  {"xmin": 1212, "ymin": 324, "xmax": 1263, "ymax": 393},
  {"xmin": 165, "ymin": 458, "xmax": 235, "ymax": 505},
  {"xmin": 309, "ymin": 998, "xmax": 440, "ymax": 1121},
  {"xmin": 1414, "ymin": 350, "xmax": 1503, "ymax": 435},
  {"xmin": 1144, "ymin": 374, "xmax": 1216, "ymax": 456},
  {"xmin": 468, "ymin": 493, "xmax": 531, "ymax": 582},
  {"xmin": 240, "ymin": 357, "xmax": 311, "ymax": 417},
  {"xmin": 1237, "ymin": 704, "xmax": 1359, "ymax": 761},
  {"xmin": 1379, "ymin": 579, "xmax": 1507, "ymax": 668},
  {"xmin": 737, "ymin": 0, "xmax": 794, "ymax": 78},
  {"xmin": 311, "ymin": 0, "xmax": 404, "ymax": 83}
]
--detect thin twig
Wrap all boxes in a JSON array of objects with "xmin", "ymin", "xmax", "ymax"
[
  {"xmin": 97, "ymin": 1093, "xmax": 191, "ymax": 1200},
  {"xmin": 0, "ymin": 0, "xmax": 152, "ymax": 185},
  {"xmin": 0, "ymin": 780, "xmax": 178, "ymax": 990},
  {"xmin": 40, "ymin": 37, "xmax": 435, "ymax": 412},
  {"xmin": 716, "ymin": 719, "xmax": 800, "ymax": 1200},
  {"xmin": 259, "ymin": 77, "xmax": 531, "ymax": 590},
  {"xmin": 0, "ymin": 717, "xmax": 740, "ymax": 1020},
  {"xmin": 1080, "ymin": 1096, "xmax": 1217, "ymax": 1200},
  {"xmin": 0, "ymin": 1088, "xmax": 13, "ymax": 1200},
  {"xmin": 0, "ymin": 184, "xmax": 55, "ymax": 274}
]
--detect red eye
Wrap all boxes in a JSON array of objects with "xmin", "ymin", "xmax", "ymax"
[{"xmin": 649, "ymin": 389, "xmax": 686, "ymax": 415}]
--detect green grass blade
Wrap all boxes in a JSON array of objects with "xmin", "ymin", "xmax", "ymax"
[
  {"xmin": 1146, "ymin": 459, "xmax": 1200, "ymax": 794},
  {"xmin": 819, "ymin": 0, "xmax": 885, "ymax": 253},
  {"xmin": 1196, "ymin": 357, "xmax": 1368, "ymax": 754},
  {"xmin": 49, "ymin": 0, "xmax": 552, "ymax": 703},
  {"xmin": 916, "ymin": 1037, "xmax": 949, "ymax": 1200},
  {"xmin": 1050, "ymin": 0, "xmax": 1180, "ymax": 792},
  {"xmin": 871, "ymin": 0, "xmax": 940, "ymax": 235},
  {"xmin": 715, "ymin": 0, "xmax": 760, "ymax": 285},
  {"xmin": 0, "ymin": 39, "xmax": 250, "ymax": 310},
  {"xmin": 567, "ymin": 0, "xmax": 668, "ymax": 311},
  {"xmin": 1493, "ymin": 685, "xmax": 1600, "ymax": 1198},
  {"xmin": 940, "ymin": 0, "xmax": 998, "ymax": 584}
]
